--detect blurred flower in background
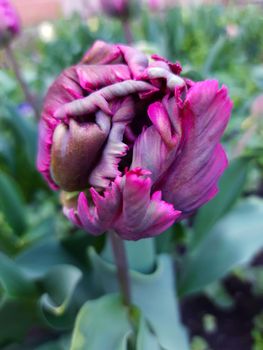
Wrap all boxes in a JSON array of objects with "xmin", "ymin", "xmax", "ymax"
[
  {"xmin": 38, "ymin": 21, "xmax": 56, "ymax": 43},
  {"xmin": 226, "ymin": 23, "xmax": 240, "ymax": 39},
  {"xmin": 0, "ymin": 0, "xmax": 20, "ymax": 48},
  {"xmin": 99, "ymin": 0, "xmax": 132, "ymax": 19}
]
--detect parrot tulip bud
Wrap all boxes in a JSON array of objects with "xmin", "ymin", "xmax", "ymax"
[{"xmin": 37, "ymin": 40, "xmax": 232, "ymax": 240}]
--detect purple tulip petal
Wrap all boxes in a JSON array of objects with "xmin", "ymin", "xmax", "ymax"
[
  {"xmin": 131, "ymin": 126, "xmax": 170, "ymax": 184},
  {"xmin": 81, "ymin": 40, "xmax": 122, "ymax": 65},
  {"xmin": 118, "ymin": 44, "xmax": 148, "ymax": 79},
  {"xmin": 114, "ymin": 168, "xmax": 181, "ymax": 240},
  {"xmin": 148, "ymin": 101, "xmax": 178, "ymax": 148},
  {"xmin": 90, "ymin": 180, "xmax": 122, "ymax": 228},
  {"xmin": 76, "ymin": 64, "xmax": 131, "ymax": 92},
  {"xmin": 160, "ymin": 80, "xmax": 233, "ymax": 214},
  {"xmin": 77, "ymin": 192, "xmax": 104, "ymax": 235},
  {"xmin": 89, "ymin": 97, "xmax": 135, "ymax": 188}
]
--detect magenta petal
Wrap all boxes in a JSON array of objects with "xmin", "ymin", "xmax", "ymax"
[
  {"xmin": 161, "ymin": 80, "xmax": 233, "ymax": 214},
  {"xmin": 131, "ymin": 126, "xmax": 170, "ymax": 184},
  {"xmin": 37, "ymin": 118, "xmax": 59, "ymax": 190},
  {"xmin": 63, "ymin": 207, "xmax": 82, "ymax": 228},
  {"xmin": 90, "ymin": 180, "xmax": 121, "ymax": 228},
  {"xmin": 121, "ymin": 168, "xmax": 152, "ymax": 227},
  {"xmin": 89, "ymin": 98, "xmax": 135, "ymax": 188},
  {"xmin": 148, "ymin": 101, "xmax": 177, "ymax": 148},
  {"xmin": 76, "ymin": 64, "xmax": 131, "ymax": 92},
  {"xmin": 132, "ymin": 191, "xmax": 181, "ymax": 239},
  {"xmin": 118, "ymin": 44, "xmax": 148, "ymax": 79},
  {"xmin": 81, "ymin": 40, "xmax": 122, "ymax": 65},
  {"xmin": 77, "ymin": 192, "xmax": 104, "ymax": 235},
  {"xmin": 114, "ymin": 169, "xmax": 180, "ymax": 240}
]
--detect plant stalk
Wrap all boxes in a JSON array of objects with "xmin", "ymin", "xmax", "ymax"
[
  {"xmin": 5, "ymin": 44, "xmax": 40, "ymax": 119},
  {"xmin": 122, "ymin": 19, "xmax": 134, "ymax": 44},
  {"xmin": 109, "ymin": 230, "xmax": 131, "ymax": 306}
]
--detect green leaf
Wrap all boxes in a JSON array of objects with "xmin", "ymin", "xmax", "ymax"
[
  {"xmin": 89, "ymin": 249, "xmax": 189, "ymax": 350},
  {"xmin": 0, "ymin": 212, "xmax": 19, "ymax": 255},
  {"xmin": 40, "ymin": 265, "xmax": 82, "ymax": 329},
  {"xmin": 0, "ymin": 298, "xmax": 40, "ymax": 346},
  {"xmin": 16, "ymin": 238, "xmax": 80, "ymax": 279},
  {"xmin": 70, "ymin": 294, "xmax": 133, "ymax": 350},
  {"xmin": 5, "ymin": 104, "xmax": 37, "ymax": 165},
  {"xmin": 179, "ymin": 198, "xmax": 263, "ymax": 296},
  {"xmin": 0, "ymin": 252, "xmax": 36, "ymax": 298},
  {"xmin": 0, "ymin": 254, "xmax": 38, "ymax": 345},
  {"xmin": 15, "ymin": 238, "xmax": 95, "ymax": 330},
  {"xmin": 202, "ymin": 35, "xmax": 226, "ymax": 75},
  {"xmin": 192, "ymin": 158, "xmax": 250, "ymax": 249},
  {"xmin": 136, "ymin": 315, "xmax": 161, "ymax": 350},
  {"xmin": 35, "ymin": 335, "xmax": 71, "ymax": 350},
  {"xmin": 0, "ymin": 171, "xmax": 27, "ymax": 235}
]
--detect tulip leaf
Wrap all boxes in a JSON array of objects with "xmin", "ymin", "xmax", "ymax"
[
  {"xmin": 202, "ymin": 35, "xmax": 226, "ymax": 75},
  {"xmin": 89, "ymin": 249, "xmax": 190, "ymax": 350},
  {"xmin": 5, "ymin": 103, "xmax": 38, "ymax": 165},
  {"xmin": 0, "ymin": 171, "xmax": 27, "ymax": 235},
  {"xmin": 0, "ymin": 252, "xmax": 36, "ymax": 298},
  {"xmin": 136, "ymin": 315, "xmax": 161, "ymax": 350},
  {"xmin": 39, "ymin": 265, "xmax": 82, "ymax": 329},
  {"xmin": 0, "ymin": 253, "xmax": 39, "ymax": 345},
  {"xmin": 192, "ymin": 158, "xmax": 250, "ymax": 249},
  {"xmin": 16, "ymin": 238, "xmax": 81, "ymax": 279},
  {"xmin": 0, "ymin": 212, "xmax": 20, "ymax": 255},
  {"xmin": 35, "ymin": 335, "xmax": 71, "ymax": 350},
  {"xmin": 179, "ymin": 198, "xmax": 263, "ymax": 296},
  {"xmin": 0, "ymin": 298, "xmax": 40, "ymax": 345},
  {"xmin": 70, "ymin": 294, "xmax": 133, "ymax": 350}
]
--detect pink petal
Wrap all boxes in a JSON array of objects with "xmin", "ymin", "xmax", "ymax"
[
  {"xmin": 89, "ymin": 97, "xmax": 135, "ymax": 188},
  {"xmin": 131, "ymin": 96, "xmax": 181, "ymax": 184},
  {"xmin": 118, "ymin": 44, "xmax": 148, "ymax": 79},
  {"xmin": 148, "ymin": 101, "xmax": 178, "ymax": 148},
  {"xmin": 131, "ymin": 126, "xmax": 170, "ymax": 184},
  {"xmin": 160, "ymin": 80, "xmax": 233, "ymax": 214},
  {"xmin": 81, "ymin": 40, "xmax": 122, "ymax": 65},
  {"xmin": 90, "ymin": 180, "xmax": 122, "ymax": 227},
  {"xmin": 76, "ymin": 64, "xmax": 131, "ymax": 92},
  {"xmin": 77, "ymin": 192, "xmax": 103, "ymax": 235},
  {"xmin": 114, "ymin": 169, "xmax": 180, "ymax": 240}
]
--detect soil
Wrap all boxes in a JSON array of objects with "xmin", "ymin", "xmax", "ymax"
[{"xmin": 181, "ymin": 253, "xmax": 263, "ymax": 350}]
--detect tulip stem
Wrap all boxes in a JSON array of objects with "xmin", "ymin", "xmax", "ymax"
[
  {"xmin": 5, "ymin": 44, "xmax": 40, "ymax": 119},
  {"xmin": 122, "ymin": 19, "xmax": 134, "ymax": 44},
  {"xmin": 109, "ymin": 231, "xmax": 131, "ymax": 307}
]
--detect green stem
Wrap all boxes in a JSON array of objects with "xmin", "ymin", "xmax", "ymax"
[
  {"xmin": 5, "ymin": 44, "xmax": 40, "ymax": 119},
  {"xmin": 103, "ymin": 236, "xmax": 156, "ymax": 274},
  {"xmin": 109, "ymin": 231, "xmax": 131, "ymax": 306}
]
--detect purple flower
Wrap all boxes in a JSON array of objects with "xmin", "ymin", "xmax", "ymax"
[
  {"xmin": 37, "ymin": 40, "xmax": 232, "ymax": 240},
  {"xmin": 0, "ymin": 0, "xmax": 20, "ymax": 48},
  {"xmin": 100, "ymin": 0, "xmax": 131, "ymax": 18}
]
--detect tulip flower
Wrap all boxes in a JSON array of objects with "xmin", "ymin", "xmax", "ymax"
[
  {"xmin": 100, "ymin": 0, "xmax": 131, "ymax": 19},
  {"xmin": 0, "ymin": 0, "xmax": 20, "ymax": 48},
  {"xmin": 37, "ymin": 40, "xmax": 232, "ymax": 240}
]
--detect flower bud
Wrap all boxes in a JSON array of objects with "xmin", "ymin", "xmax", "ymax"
[
  {"xmin": 37, "ymin": 40, "xmax": 232, "ymax": 240},
  {"xmin": 0, "ymin": 0, "xmax": 20, "ymax": 48}
]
